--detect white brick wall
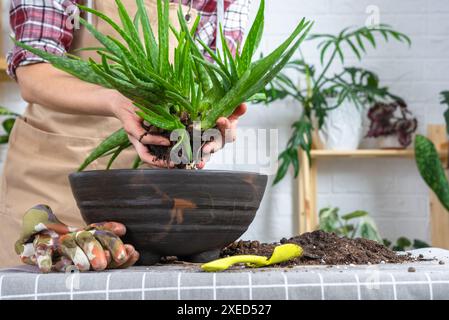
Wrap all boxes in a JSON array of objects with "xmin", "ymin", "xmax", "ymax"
[
  {"xmin": 1, "ymin": 0, "xmax": 448, "ymax": 244},
  {"xmin": 238, "ymin": 0, "xmax": 449, "ymax": 243}
]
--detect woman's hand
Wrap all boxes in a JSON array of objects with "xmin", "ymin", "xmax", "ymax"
[
  {"xmin": 197, "ymin": 104, "xmax": 247, "ymax": 169},
  {"xmin": 109, "ymin": 93, "xmax": 174, "ymax": 168}
]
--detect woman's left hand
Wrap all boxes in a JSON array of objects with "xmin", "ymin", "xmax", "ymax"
[{"xmin": 197, "ymin": 104, "xmax": 247, "ymax": 169}]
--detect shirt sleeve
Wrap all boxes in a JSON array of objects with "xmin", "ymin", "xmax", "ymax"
[
  {"xmin": 7, "ymin": 0, "xmax": 80, "ymax": 79},
  {"xmin": 196, "ymin": 0, "xmax": 251, "ymax": 56}
]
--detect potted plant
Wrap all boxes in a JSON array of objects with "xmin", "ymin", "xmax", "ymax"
[
  {"xmin": 415, "ymin": 91, "xmax": 449, "ymax": 212},
  {"xmin": 14, "ymin": 0, "xmax": 314, "ymax": 264},
  {"xmin": 256, "ymin": 25, "xmax": 410, "ymax": 183},
  {"xmin": 365, "ymin": 99, "xmax": 418, "ymax": 149}
]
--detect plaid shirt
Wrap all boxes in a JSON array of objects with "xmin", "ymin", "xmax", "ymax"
[{"xmin": 7, "ymin": 0, "xmax": 251, "ymax": 78}]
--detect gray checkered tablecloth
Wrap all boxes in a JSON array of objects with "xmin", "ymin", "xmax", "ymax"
[{"xmin": 1, "ymin": 248, "xmax": 448, "ymax": 300}]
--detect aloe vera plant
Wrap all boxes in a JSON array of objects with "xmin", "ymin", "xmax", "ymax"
[{"xmin": 14, "ymin": 0, "xmax": 313, "ymax": 170}]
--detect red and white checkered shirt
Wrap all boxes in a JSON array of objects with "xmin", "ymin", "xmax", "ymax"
[{"xmin": 7, "ymin": 0, "xmax": 251, "ymax": 78}]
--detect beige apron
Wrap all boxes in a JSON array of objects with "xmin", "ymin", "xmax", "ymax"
[{"xmin": 0, "ymin": 0, "xmax": 197, "ymax": 267}]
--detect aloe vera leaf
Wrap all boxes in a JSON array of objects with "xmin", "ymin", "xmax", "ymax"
[
  {"xmin": 134, "ymin": 102, "xmax": 174, "ymax": 121},
  {"xmin": 196, "ymin": 38, "xmax": 230, "ymax": 76},
  {"xmin": 136, "ymin": 0, "xmax": 159, "ymax": 68},
  {"xmin": 135, "ymin": 110, "xmax": 181, "ymax": 131},
  {"xmin": 157, "ymin": 0, "xmax": 170, "ymax": 77},
  {"xmin": 115, "ymin": 0, "xmax": 144, "ymax": 52},
  {"xmin": 219, "ymin": 25, "xmax": 239, "ymax": 82},
  {"xmin": 239, "ymin": 0, "xmax": 265, "ymax": 73},
  {"xmin": 415, "ymin": 135, "xmax": 449, "ymax": 212},
  {"xmin": 132, "ymin": 155, "xmax": 143, "ymax": 169},
  {"xmin": 202, "ymin": 19, "xmax": 313, "ymax": 128},
  {"xmin": 12, "ymin": 39, "xmax": 111, "ymax": 88},
  {"xmin": 79, "ymin": 128, "xmax": 129, "ymax": 171},
  {"xmin": 176, "ymin": 6, "xmax": 212, "ymax": 91},
  {"xmin": 78, "ymin": 5, "xmax": 146, "ymax": 63},
  {"xmin": 106, "ymin": 141, "xmax": 132, "ymax": 170}
]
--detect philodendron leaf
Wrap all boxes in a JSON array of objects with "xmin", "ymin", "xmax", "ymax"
[
  {"xmin": 341, "ymin": 210, "xmax": 368, "ymax": 221},
  {"xmin": 396, "ymin": 237, "xmax": 412, "ymax": 249},
  {"xmin": 318, "ymin": 207, "xmax": 340, "ymax": 233},
  {"xmin": 415, "ymin": 135, "xmax": 449, "ymax": 212},
  {"xmin": 359, "ymin": 217, "xmax": 383, "ymax": 243},
  {"xmin": 413, "ymin": 239, "xmax": 430, "ymax": 249}
]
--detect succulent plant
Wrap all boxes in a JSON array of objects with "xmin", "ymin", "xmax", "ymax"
[{"xmin": 13, "ymin": 0, "xmax": 313, "ymax": 170}]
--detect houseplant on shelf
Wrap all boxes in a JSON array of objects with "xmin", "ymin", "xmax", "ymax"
[
  {"xmin": 13, "ymin": 0, "xmax": 314, "ymax": 264},
  {"xmin": 365, "ymin": 99, "xmax": 418, "ymax": 149},
  {"xmin": 256, "ymin": 25, "xmax": 411, "ymax": 184},
  {"xmin": 415, "ymin": 91, "xmax": 449, "ymax": 212}
]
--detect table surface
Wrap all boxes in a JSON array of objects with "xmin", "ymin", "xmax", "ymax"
[{"xmin": 1, "ymin": 248, "xmax": 449, "ymax": 300}]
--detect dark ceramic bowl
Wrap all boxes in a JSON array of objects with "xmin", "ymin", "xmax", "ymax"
[{"xmin": 69, "ymin": 169, "xmax": 267, "ymax": 265}]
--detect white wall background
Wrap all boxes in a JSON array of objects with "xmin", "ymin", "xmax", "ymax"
[{"xmin": 1, "ymin": 0, "xmax": 449, "ymax": 244}]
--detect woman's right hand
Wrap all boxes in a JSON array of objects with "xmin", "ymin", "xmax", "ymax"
[{"xmin": 108, "ymin": 92, "xmax": 174, "ymax": 168}]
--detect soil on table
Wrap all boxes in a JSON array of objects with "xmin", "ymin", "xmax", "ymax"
[{"xmin": 219, "ymin": 230, "xmax": 414, "ymax": 266}]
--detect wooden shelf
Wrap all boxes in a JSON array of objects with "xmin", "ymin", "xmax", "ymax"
[
  {"xmin": 311, "ymin": 149, "xmax": 415, "ymax": 159},
  {"xmin": 298, "ymin": 125, "xmax": 449, "ymax": 249}
]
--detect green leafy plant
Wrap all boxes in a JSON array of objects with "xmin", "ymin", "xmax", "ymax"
[
  {"xmin": 0, "ymin": 106, "xmax": 20, "ymax": 144},
  {"xmin": 319, "ymin": 207, "xmax": 430, "ymax": 250},
  {"xmin": 383, "ymin": 237, "xmax": 430, "ymax": 252},
  {"xmin": 256, "ymin": 25, "xmax": 411, "ymax": 184},
  {"xmin": 13, "ymin": 0, "xmax": 313, "ymax": 170},
  {"xmin": 318, "ymin": 207, "xmax": 383, "ymax": 243},
  {"xmin": 415, "ymin": 91, "xmax": 449, "ymax": 211}
]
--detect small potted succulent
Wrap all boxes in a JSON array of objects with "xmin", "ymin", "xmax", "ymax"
[{"xmin": 366, "ymin": 99, "xmax": 418, "ymax": 149}]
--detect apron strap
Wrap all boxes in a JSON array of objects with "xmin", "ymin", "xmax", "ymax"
[
  {"xmin": 86, "ymin": 0, "xmax": 93, "ymax": 24},
  {"xmin": 216, "ymin": 0, "xmax": 225, "ymax": 54}
]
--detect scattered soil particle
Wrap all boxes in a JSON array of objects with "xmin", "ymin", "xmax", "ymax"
[
  {"xmin": 408, "ymin": 267, "xmax": 416, "ymax": 273},
  {"xmin": 220, "ymin": 230, "xmax": 414, "ymax": 267},
  {"xmin": 439, "ymin": 260, "xmax": 445, "ymax": 265}
]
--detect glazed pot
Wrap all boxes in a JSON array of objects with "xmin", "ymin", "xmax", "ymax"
[{"xmin": 69, "ymin": 169, "xmax": 267, "ymax": 265}]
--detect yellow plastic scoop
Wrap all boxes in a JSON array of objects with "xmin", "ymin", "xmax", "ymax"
[{"xmin": 201, "ymin": 244, "xmax": 303, "ymax": 272}]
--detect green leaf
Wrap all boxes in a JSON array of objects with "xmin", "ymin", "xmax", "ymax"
[
  {"xmin": 158, "ymin": 0, "xmax": 170, "ymax": 77},
  {"xmin": 13, "ymin": 38, "xmax": 111, "ymax": 87},
  {"xmin": 396, "ymin": 237, "xmax": 412, "ymax": 249},
  {"xmin": 78, "ymin": 128, "xmax": 130, "ymax": 171},
  {"xmin": 415, "ymin": 135, "xmax": 449, "ymax": 212},
  {"xmin": 0, "ymin": 106, "xmax": 19, "ymax": 117},
  {"xmin": 412, "ymin": 239, "xmax": 430, "ymax": 249},
  {"xmin": 239, "ymin": 0, "xmax": 265, "ymax": 73},
  {"xmin": 319, "ymin": 207, "xmax": 340, "ymax": 233},
  {"xmin": 359, "ymin": 217, "xmax": 383, "ymax": 243},
  {"xmin": 2, "ymin": 118, "xmax": 16, "ymax": 134},
  {"xmin": 137, "ymin": 0, "xmax": 159, "ymax": 67},
  {"xmin": 341, "ymin": 210, "xmax": 368, "ymax": 221}
]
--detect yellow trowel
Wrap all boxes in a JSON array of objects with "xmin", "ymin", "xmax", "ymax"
[{"xmin": 201, "ymin": 243, "xmax": 303, "ymax": 272}]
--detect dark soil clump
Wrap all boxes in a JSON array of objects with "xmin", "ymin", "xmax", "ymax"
[{"xmin": 220, "ymin": 230, "xmax": 413, "ymax": 266}]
